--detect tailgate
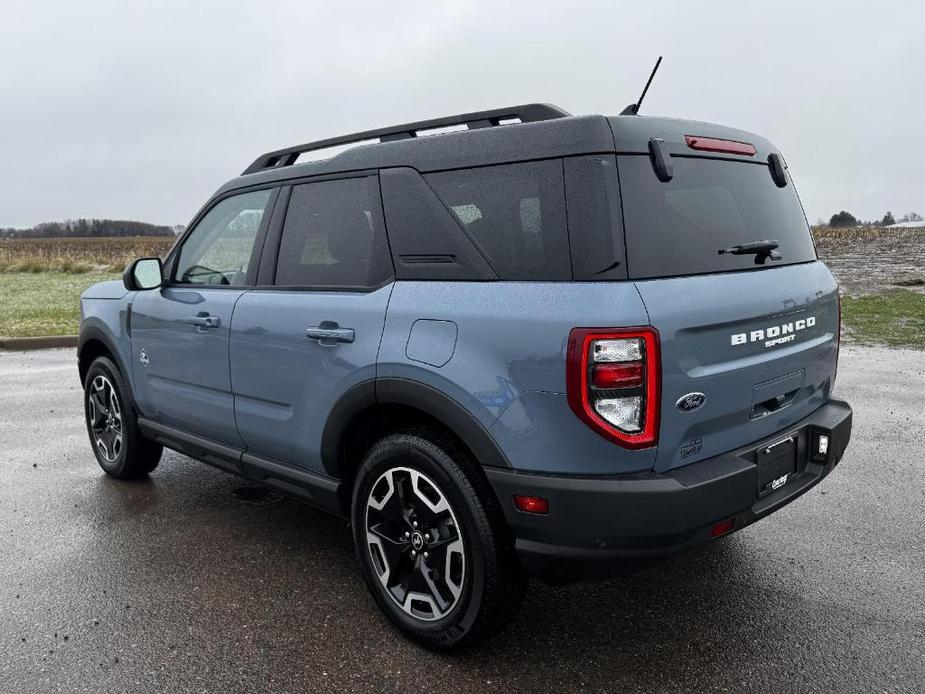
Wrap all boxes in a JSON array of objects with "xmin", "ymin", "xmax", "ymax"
[{"xmin": 635, "ymin": 262, "xmax": 839, "ymax": 472}]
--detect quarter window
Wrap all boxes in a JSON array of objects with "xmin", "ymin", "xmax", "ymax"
[
  {"xmin": 175, "ymin": 189, "xmax": 273, "ymax": 286},
  {"xmin": 425, "ymin": 160, "xmax": 570, "ymax": 280}
]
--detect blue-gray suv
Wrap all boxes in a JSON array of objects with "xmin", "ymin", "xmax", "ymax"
[{"xmin": 78, "ymin": 103, "xmax": 853, "ymax": 649}]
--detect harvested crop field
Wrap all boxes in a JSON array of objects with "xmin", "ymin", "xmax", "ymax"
[
  {"xmin": 0, "ymin": 236, "xmax": 175, "ymax": 274},
  {"xmin": 0, "ymin": 229, "xmax": 920, "ymax": 292},
  {"xmin": 812, "ymin": 227, "xmax": 925, "ymax": 296}
]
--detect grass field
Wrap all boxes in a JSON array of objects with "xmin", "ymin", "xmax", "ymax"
[
  {"xmin": 3, "ymin": 270, "xmax": 922, "ymax": 347},
  {"xmin": 0, "ymin": 272, "xmax": 119, "ymax": 337},
  {"xmin": 0, "ymin": 233, "xmax": 923, "ymax": 346},
  {"xmin": 841, "ymin": 289, "xmax": 925, "ymax": 348}
]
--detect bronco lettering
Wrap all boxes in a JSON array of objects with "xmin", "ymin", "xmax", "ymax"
[{"xmin": 731, "ymin": 316, "xmax": 816, "ymax": 347}]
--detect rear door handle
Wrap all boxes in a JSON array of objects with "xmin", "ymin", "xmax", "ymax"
[
  {"xmin": 306, "ymin": 322, "xmax": 355, "ymax": 345},
  {"xmin": 188, "ymin": 314, "xmax": 221, "ymax": 329}
]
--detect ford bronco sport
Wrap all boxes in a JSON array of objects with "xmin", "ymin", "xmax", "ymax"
[{"xmin": 78, "ymin": 103, "xmax": 852, "ymax": 649}]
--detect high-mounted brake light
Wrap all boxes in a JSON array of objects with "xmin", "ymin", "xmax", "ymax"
[
  {"xmin": 566, "ymin": 327, "xmax": 660, "ymax": 449},
  {"xmin": 685, "ymin": 135, "xmax": 756, "ymax": 156}
]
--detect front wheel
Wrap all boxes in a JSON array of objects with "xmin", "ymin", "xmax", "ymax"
[
  {"xmin": 83, "ymin": 356, "xmax": 162, "ymax": 479},
  {"xmin": 351, "ymin": 431, "xmax": 526, "ymax": 650}
]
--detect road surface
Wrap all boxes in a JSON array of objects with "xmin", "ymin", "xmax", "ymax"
[{"xmin": 0, "ymin": 346, "xmax": 922, "ymax": 693}]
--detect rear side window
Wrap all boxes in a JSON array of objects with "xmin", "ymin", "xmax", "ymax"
[
  {"xmin": 618, "ymin": 156, "xmax": 817, "ymax": 279},
  {"xmin": 425, "ymin": 160, "xmax": 570, "ymax": 280},
  {"xmin": 275, "ymin": 177, "xmax": 392, "ymax": 289}
]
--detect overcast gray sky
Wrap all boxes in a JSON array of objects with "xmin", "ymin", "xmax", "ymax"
[{"xmin": 2, "ymin": 0, "xmax": 922, "ymax": 228}]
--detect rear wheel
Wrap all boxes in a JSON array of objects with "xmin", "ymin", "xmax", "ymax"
[
  {"xmin": 83, "ymin": 356, "xmax": 162, "ymax": 479},
  {"xmin": 351, "ymin": 431, "xmax": 526, "ymax": 650}
]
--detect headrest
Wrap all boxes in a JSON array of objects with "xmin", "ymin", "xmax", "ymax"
[{"xmin": 327, "ymin": 211, "xmax": 373, "ymax": 263}]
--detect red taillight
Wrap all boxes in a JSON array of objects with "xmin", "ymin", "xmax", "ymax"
[
  {"xmin": 513, "ymin": 495, "xmax": 549, "ymax": 515},
  {"xmin": 591, "ymin": 362, "xmax": 644, "ymax": 389},
  {"xmin": 566, "ymin": 327, "xmax": 660, "ymax": 449},
  {"xmin": 684, "ymin": 135, "xmax": 756, "ymax": 156}
]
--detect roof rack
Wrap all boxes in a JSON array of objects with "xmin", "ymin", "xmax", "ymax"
[{"xmin": 241, "ymin": 103, "xmax": 571, "ymax": 175}]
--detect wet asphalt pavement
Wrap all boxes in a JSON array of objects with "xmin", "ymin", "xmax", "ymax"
[{"xmin": 0, "ymin": 346, "xmax": 923, "ymax": 694}]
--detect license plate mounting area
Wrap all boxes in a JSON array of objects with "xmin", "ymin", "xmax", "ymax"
[{"xmin": 756, "ymin": 435, "xmax": 797, "ymax": 497}]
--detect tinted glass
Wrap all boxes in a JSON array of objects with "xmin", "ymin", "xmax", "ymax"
[
  {"xmin": 426, "ymin": 160, "xmax": 570, "ymax": 280},
  {"xmin": 175, "ymin": 189, "xmax": 272, "ymax": 285},
  {"xmin": 618, "ymin": 156, "xmax": 817, "ymax": 279},
  {"xmin": 276, "ymin": 177, "xmax": 391, "ymax": 288}
]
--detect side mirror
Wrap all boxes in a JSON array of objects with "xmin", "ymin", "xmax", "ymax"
[{"xmin": 123, "ymin": 257, "xmax": 163, "ymax": 291}]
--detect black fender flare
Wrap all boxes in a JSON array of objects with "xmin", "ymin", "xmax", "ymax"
[
  {"xmin": 77, "ymin": 323, "xmax": 130, "ymax": 385},
  {"xmin": 319, "ymin": 377, "xmax": 511, "ymax": 479}
]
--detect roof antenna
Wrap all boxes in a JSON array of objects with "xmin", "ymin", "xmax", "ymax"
[{"xmin": 620, "ymin": 56, "xmax": 663, "ymax": 116}]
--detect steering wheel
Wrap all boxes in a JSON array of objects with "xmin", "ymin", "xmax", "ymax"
[{"xmin": 181, "ymin": 264, "xmax": 230, "ymax": 285}]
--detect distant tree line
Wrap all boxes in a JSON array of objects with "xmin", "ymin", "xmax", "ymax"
[
  {"xmin": 1, "ymin": 219, "xmax": 181, "ymax": 239},
  {"xmin": 824, "ymin": 210, "xmax": 923, "ymax": 228}
]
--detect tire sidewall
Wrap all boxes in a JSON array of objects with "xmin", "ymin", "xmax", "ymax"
[{"xmin": 351, "ymin": 435, "xmax": 489, "ymax": 647}]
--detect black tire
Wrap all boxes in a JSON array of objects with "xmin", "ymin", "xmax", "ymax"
[
  {"xmin": 351, "ymin": 430, "xmax": 526, "ymax": 650},
  {"xmin": 83, "ymin": 356, "xmax": 162, "ymax": 479}
]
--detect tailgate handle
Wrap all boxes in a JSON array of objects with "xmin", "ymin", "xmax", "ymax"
[{"xmin": 752, "ymin": 388, "xmax": 799, "ymax": 419}]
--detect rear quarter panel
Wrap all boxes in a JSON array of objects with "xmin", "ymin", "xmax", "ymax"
[{"xmin": 379, "ymin": 281, "xmax": 658, "ymax": 475}]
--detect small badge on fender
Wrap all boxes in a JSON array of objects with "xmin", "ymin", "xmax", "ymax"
[
  {"xmin": 676, "ymin": 392, "xmax": 706, "ymax": 413},
  {"xmin": 139, "ymin": 349, "xmax": 149, "ymax": 367}
]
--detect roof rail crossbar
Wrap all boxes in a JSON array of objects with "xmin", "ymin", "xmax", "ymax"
[{"xmin": 241, "ymin": 103, "xmax": 571, "ymax": 175}]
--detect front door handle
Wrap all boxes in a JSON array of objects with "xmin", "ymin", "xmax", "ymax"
[
  {"xmin": 188, "ymin": 314, "xmax": 221, "ymax": 329},
  {"xmin": 306, "ymin": 321, "xmax": 355, "ymax": 345}
]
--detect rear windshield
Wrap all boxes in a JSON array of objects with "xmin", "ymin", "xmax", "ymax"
[{"xmin": 618, "ymin": 155, "xmax": 816, "ymax": 279}]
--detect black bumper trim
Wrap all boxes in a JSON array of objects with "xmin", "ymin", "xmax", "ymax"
[{"xmin": 485, "ymin": 398, "xmax": 852, "ymax": 584}]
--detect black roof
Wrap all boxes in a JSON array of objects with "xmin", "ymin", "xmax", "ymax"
[{"xmin": 216, "ymin": 104, "xmax": 779, "ymax": 197}]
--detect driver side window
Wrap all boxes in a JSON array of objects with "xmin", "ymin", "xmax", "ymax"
[{"xmin": 174, "ymin": 189, "xmax": 273, "ymax": 286}]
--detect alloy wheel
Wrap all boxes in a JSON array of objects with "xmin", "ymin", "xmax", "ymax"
[
  {"xmin": 365, "ymin": 466, "xmax": 466, "ymax": 621},
  {"xmin": 87, "ymin": 375, "xmax": 123, "ymax": 463}
]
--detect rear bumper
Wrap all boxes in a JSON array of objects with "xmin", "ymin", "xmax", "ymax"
[{"xmin": 485, "ymin": 398, "xmax": 852, "ymax": 584}]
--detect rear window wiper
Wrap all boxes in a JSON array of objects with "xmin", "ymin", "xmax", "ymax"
[{"xmin": 718, "ymin": 239, "xmax": 781, "ymax": 265}]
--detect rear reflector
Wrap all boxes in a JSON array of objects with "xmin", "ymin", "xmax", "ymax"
[
  {"xmin": 513, "ymin": 495, "xmax": 549, "ymax": 515},
  {"xmin": 710, "ymin": 518, "xmax": 735, "ymax": 538},
  {"xmin": 685, "ymin": 135, "xmax": 756, "ymax": 156}
]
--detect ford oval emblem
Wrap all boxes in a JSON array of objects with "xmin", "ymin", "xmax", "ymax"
[{"xmin": 676, "ymin": 392, "xmax": 706, "ymax": 413}]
